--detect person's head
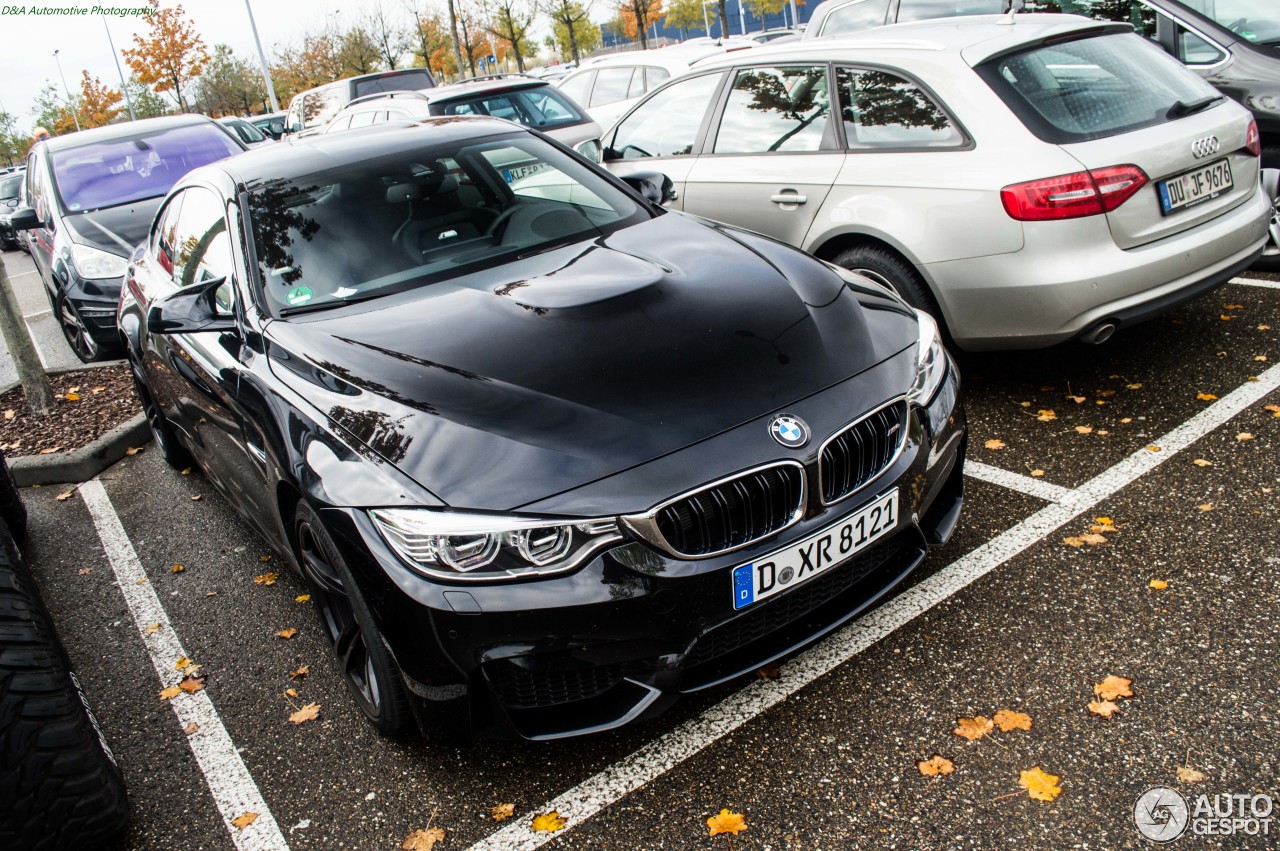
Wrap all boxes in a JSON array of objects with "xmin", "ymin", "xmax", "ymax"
[{"xmin": 32, "ymin": 127, "xmax": 51, "ymax": 142}]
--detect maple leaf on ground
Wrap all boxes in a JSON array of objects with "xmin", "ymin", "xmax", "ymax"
[
  {"xmin": 1237, "ymin": 432, "xmax": 1255, "ymax": 442},
  {"xmin": 77, "ymin": 568, "xmax": 92, "ymax": 575},
  {"xmin": 289, "ymin": 702, "xmax": 320, "ymax": 724},
  {"xmin": 1030, "ymin": 469, "xmax": 1045, "ymax": 477},
  {"xmin": 183, "ymin": 722, "xmax": 200, "ymax": 734},
  {"xmin": 172, "ymin": 564, "xmax": 185, "ymax": 573},
  {"xmin": 491, "ymin": 803, "xmax": 515, "ymax": 822},
  {"xmin": 1126, "ymin": 383, "xmax": 1143, "ymax": 390},
  {"xmin": 1088, "ymin": 699, "xmax": 1121, "ymax": 718},
  {"xmin": 1068, "ymin": 395, "xmax": 1086, "ymax": 403},
  {"xmin": 284, "ymin": 688, "xmax": 298, "ymax": 698},
  {"xmin": 707, "ymin": 809, "xmax": 747, "ymax": 837},
  {"xmin": 144, "ymin": 623, "xmax": 161, "ymax": 635},
  {"xmin": 1198, "ymin": 503, "xmax": 1214, "ymax": 512},
  {"xmin": 1147, "ymin": 445, "xmax": 1162, "ymax": 452},
  {"xmin": 1036, "ymin": 409, "xmax": 1057, "ymax": 422},
  {"xmin": 231, "ymin": 812, "xmax": 258, "ymax": 830},
  {"xmin": 401, "ymin": 827, "xmax": 445, "ymax": 851},
  {"xmin": 1074, "ymin": 426, "xmax": 1093, "ymax": 435},
  {"xmin": 276, "ymin": 628, "xmax": 298, "ymax": 639},
  {"xmin": 159, "ymin": 685, "xmax": 182, "ymax": 700},
  {"xmin": 1095, "ymin": 675, "xmax": 1133, "ymax": 701},
  {"xmin": 917, "ymin": 755, "xmax": 955, "ymax": 776},
  {"xmin": 1196, "ymin": 393, "xmax": 1218, "ymax": 401},
  {"xmin": 1149, "ymin": 579, "xmax": 1168, "ymax": 590},
  {"xmin": 1019, "ymin": 766, "xmax": 1063, "ymax": 802},
  {"xmin": 531, "ymin": 811, "xmax": 567, "ymax": 832},
  {"xmin": 175, "ymin": 656, "xmax": 192, "ymax": 670},
  {"xmin": 253, "ymin": 572, "xmax": 279, "ymax": 586},
  {"xmin": 1192, "ymin": 459, "xmax": 1213, "ymax": 467},
  {"xmin": 295, "ymin": 594, "xmax": 311, "ymax": 603},
  {"xmin": 1178, "ymin": 766, "xmax": 1207, "ymax": 784},
  {"xmin": 953, "ymin": 715, "xmax": 994, "ymax": 741},
  {"xmin": 125, "ymin": 446, "xmax": 143, "ymax": 456},
  {"xmin": 179, "ymin": 675, "xmax": 205, "ymax": 694},
  {"xmin": 55, "ymin": 490, "xmax": 74, "ymax": 501},
  {"xmin": 994, "ymin": 709, "xmax": 1032, "ymax": 732},
  {"xmin": 984, "ymin": 439, "xmax": 1006, "ymax": 450},
  {"xmin": 290, "ymin": 665, "xmax": 310, "ymax": 679}
]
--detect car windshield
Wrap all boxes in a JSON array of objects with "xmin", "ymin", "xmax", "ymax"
[
  {"xmin": 1176, "ymin": 0, "xmax": 1280, "ymax": 44},
  {"xmin": 248, "ymin": 132, "xmax": 647, "ymax": 314},
  {"xmin": 976, "ymin": 32, "xmax": 1221, "ymax": 144},
  {"xmin": 51, "ymin": 123, "xmax": 243, "ymax": 213},
  {"xmin": 438, "ymin": 86, "xmax": 587, "ymax": 129},
  {"xmin": 227, "ymin": 120, "xmax": 267, "ymax": 143},
  {"xmin": 0, "ymin": 174, "xmax": 21, "ymax": 200}
]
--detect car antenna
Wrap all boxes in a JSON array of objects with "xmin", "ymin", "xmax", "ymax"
[{"xmin": 1000, "ymin": 0, "xmax": 1023, "ymax": 23}]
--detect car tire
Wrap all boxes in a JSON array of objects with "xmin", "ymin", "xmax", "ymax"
[
  {"xmin": 0, "ymin": 449, "xmax": 26, "ymax": 540},
  {"xmin": 0, "ymin": 527, "xmax": 128, "ymax": 850},
  {"xmin": 294, "ymin": 502, "xmax": 417, "ymax": 738},
  {"xmin": 128, "ymin": 360, "xmax": 192, "ymax": 470},
  {"xmin": 831, "ymin": 245, "xmax": 947, "ymax": 329},
  {"xmin": 1256, "ymin": 146, "xmax": 1280, "ymax": 273}
]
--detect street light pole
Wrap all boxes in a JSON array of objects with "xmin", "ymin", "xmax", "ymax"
[
  {"xmin": 52, "ymin": 50, "xmax": 82, "ymax": 133},
  {"xmin": 243, "ymin": 0, "xmax": 281, "ymax": 113},
  {"xmin": 103, "ymin": 18, "xmax": 136, "ymax": 122}
]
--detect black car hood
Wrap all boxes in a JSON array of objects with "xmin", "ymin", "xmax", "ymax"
[
  {"xmin": 62, "ymin": 197, "xmax": 163, "ymax": 256},
  {"xmin": 266, "ymin": 214, "xmax": 916, "ymax": 511}
]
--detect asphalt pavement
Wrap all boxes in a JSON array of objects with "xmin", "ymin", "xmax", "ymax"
[{"xmin": 12, "ymin": 268, "xmax": 1280, "ymax": 850}]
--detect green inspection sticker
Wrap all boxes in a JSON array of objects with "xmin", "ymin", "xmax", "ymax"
[{"xmin": 286, "ymin": 286, "xmax": 313, "ymax": 306}]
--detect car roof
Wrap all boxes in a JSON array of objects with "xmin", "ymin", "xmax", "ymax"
[
  {"xmin": 695, "ymin": 14, "xmax": 1127, "ymax": 67},
  {"xmin": 210, "ymin": 116, "xmax": 522, "ymax": 187},
  {"xmin": 40, "ymin": 114, "xmax": 223, "ymax": 153}
]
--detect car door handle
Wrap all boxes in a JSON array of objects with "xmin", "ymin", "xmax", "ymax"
[{"xmin": 770, "ymin": 193, "xmax": 807, "ymax": 205}]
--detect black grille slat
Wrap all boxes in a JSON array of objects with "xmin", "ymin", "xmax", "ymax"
[
  {"xmin": 489, "ymin": 662, "xmax": 627, "ymax": 710},
  {"xmin": 655, "ymin": 465, "xmax": 803, "ymax": 557},
  {"xmin": 820, "ymin": 402, "xmax": 906, "ymax": 504}
]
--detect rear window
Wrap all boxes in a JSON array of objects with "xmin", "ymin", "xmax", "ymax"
[
  {"xmin": 438, "ymin": 86, "xmax": 587, "ymax": 128},
  {"xmin": 976, "ymin": 33, "xmax": 1222, "ymax": 144},
  {"xmin": 353, "ymin": 69, "xmax": 436, "ymax": 97},
  {"xmin": 50, "ymin": 123, "xmax": 243, "ymax": 212}
]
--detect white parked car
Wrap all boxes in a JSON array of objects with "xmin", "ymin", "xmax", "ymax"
[{"xmin": 601, "ymin": 15, "xmax": 1271, "ymax": 349}]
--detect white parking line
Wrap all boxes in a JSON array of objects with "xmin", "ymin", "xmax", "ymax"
[
  {"xmin": 80, "ymin": 480, "xmax": 291, "ymax": 851},
  {"xmin": 1231, "ymin": 276, "xmax": 1280, "ymax": 289},
  {"xmin": 963, "ymin": 461, "xmax": 1072, "ymax": 503},
  {"xmin": 469, "ymin": 361, "xmax": 1280, "ymax": 851},
  {"xmin": 23, "ymin": 308, "xmax": 51, "ymax": 319},
  {"xmin": 6, "ymin": 269, "xmax": 37, "ymax": 280}
]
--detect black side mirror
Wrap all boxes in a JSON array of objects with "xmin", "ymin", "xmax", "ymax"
[
  {"xmin": 8, "ymin": 207, "xmax": 39, "ymax": 231},
  {"xmin": 621, "ymin": 171, "xmax": 677, "ymax": 206},
  {"xmin": 147, "ymin": 277, "xmax": 237, "ymax": 335}
]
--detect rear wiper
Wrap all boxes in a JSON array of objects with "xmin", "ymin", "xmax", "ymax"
[{"xmin": 1167, "ymin": 94, "xmax": 1225, "ymax": 119}]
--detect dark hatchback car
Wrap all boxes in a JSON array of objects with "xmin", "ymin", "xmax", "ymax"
[
  {"xmin": 10, "ymin": 115, "xmax": 244, "ymax": 361},
  {"xmin": 119, "ymin": 118, "xmax": 966, "ymax": 742},
  {"xmin": 0, "ymin": 171, "xmax": 24, "ymax": 250}
]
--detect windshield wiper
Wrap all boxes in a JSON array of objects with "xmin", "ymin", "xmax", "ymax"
[
  {"xmin": 1167, "ymin": 94, "xmax": 1225, "ymax": 119},
  {"xmin": 279, "ymin": 292, "xmax": 386, "ymax": 317}
]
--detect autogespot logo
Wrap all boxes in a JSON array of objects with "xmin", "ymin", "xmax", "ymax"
[
  {"xmin": 1135, "ymin": 787, "xmax": 1190, "ymax": 842},
  {"xmin": 769, "ymin": 414, "xmax": 810, "ymax": 449}
]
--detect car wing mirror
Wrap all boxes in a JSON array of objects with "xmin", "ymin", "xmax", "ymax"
[
  {"xmin": 146, "ymin": 277, "xmax": 238, "ymax": 335},
  {"xmin": 574, "ymin": 138, "xmax": 603, "ymax": 163},
  {"xmin": 621, "ymin": 171, "xmax": 677, "ymax": 206},
  {"xmin": 8, "ymin": 207, "xmax": 40, "ymax": 231}
]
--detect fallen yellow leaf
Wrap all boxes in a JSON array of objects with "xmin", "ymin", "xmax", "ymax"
[
  {"xmin": 1088, "ymin": 699, "xmax": 1121, "ymax": 718},
  {"xmin": 491, "ymin": 803, "xmax": 515, "ymax": 822},
  {"xmin": 289, "ymin": 702, "xmax": 320, "ymax": 724},
  {"xmin": 1068, "ymin": 395, "xmax": 1086, "ymax": 404},
  {"xmin": 2, "ymin": 409, "xmax": 13, "ymax": 420},
  {"xmin": 290, "ymin": 665, "xmax": 310, "ymax": 679},
  {"xmin": 706, "ymin": 809, "xmax": 747, "ymax": 837},
  {"xmin": 171, "ymin": 564, "xmax": 185, "ymax": 573},
  {"xmin": 77, "ymin": 568, "xmax": 92, "ymax": 575},
  {"xmin": 1178, "ymin": 766, "xmax": 1207, "ymax": 784},
  {"xmin": 1224, "ymin": 304, "xmax": 1243, "ymax": 310},
  {"xmin": 1035, "ymin": 409, "xmax": 1057, "ymax": 422},
  {"xmin": 64, "ymin": 392, "xmax": 80, "ymax": 402},
  {"xmin": 1147, "ymin": 445, "xmax": 1161, "ymax": 452},
  {"xmin": 125, "ymin": 446, "xmax": 143, "ymax": 456},
  {"xmin": 984, "ymin": 439, "xmax": 1006, "ymax": 450},
  {"xmin": 190, "ymin": 495, "xmax": 202, "ymax": 502},
  {"xmin": 1074, "ymin": 426, "xmax": 1093, "ymax": 434},
  {"xmin": 179, "ymin": 676, "xmax": 204, "ymax": 694},
  {"xmin": 183, "ymin": 722, "xmax": 200, "ymax": 735},
  {"xmin": 55, "ymin": 490, "xmax": 74, "ymax": 501},
  {"xmin": 1019, "ymin": 766, "xmax": 1063, "ymax": 802},
  {"xmin": 1095, "ymin": 675, "xmax": 1133, "ymax": 701},
  {"xmin": 953, "ymin": 715, "xmax": 994, "ymax": 741},
  {"xmin": 1220, "ymin": 314, "xmax": 1237, "ymax": 321},
  {"xmin": 1255, "ymin": 355, "xmax": 1269, "ymax": 362},
  {"xmin": 1198, "ymin": 503, "xmax": 1214, "ymax": 512},
  {"xmin": 1149, "ymin": 579, "xmax": 1168, "ymax": 590},
  {"xmin": 1237, "ymin": 432, "xmax": 1255, "ymax": 441},
  {"xmin": 401, "ymin": 828, "xmax": 445, "ymax": 851},
  {"xmin": 159, "ymin": 686, "xmax": 182, "ymax": 700},
  {"xmin": 259, "ymin": 555, "xmax": 272, "ymax": 562},
  {"xmin": 1196, "ymin": 392, "xmax": 1218, "ymax": 401},
  {"xmin": 1030, "ymin": 469, "xmax": 1045, "ymax": 477},
  {"xmin": 295, "ymin": 594, "xmax": 311, "ymax": 603},
  {"xmin": 531, "ymin": 811, "xmax": 567, "ymax": 833},
  {"xmin": 231, "ymin": 812, "xmax": 258, "ymax": 830},
  {"xmin": 1192, "ymin": 459, "xmax": 1213, "ymax": 467},
  {"xmin": 276, "ymin": 628, "xmax": 298, "ymax": 640},
  {"xmin": 1126, "ymin": 383, "xmax": 1143, "ymax": 390},
  {"xmin": 284, "ymin": 688, "xmax": 298, "ymax": 698},
  {"xmin": 994, "ymin": 709, "xmax": 1032, "ymax": 732},
  {"xmin": 175, "ymin": 656, "xmax": 192, "ymax": 670},
  {"xmin": 1094, "ymin": 517, "xmax": 1114, "ymax": 526},
  {"xmin": 144, "ymin": 623, "xmax": 161, "ymax": 635},
  {"xmin": 916, "ymin": 755, "xmax": 955, "ymax": 776},
  {"xmin": 253, "ymin": 572, "xmax": 279, "ymax": 586}
]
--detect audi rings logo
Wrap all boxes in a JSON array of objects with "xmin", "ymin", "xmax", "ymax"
[
  {"xmin": 1135, "ymin": 787, "xmax": 1190, "ymax": 843},
  {"xmin": 1191, "ymin": 136, "xmax": 1220, "ymax": 159}
]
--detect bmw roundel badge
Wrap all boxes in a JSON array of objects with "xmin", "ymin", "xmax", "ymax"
[{"xmin": 769, "ymin": 414, "xmax": 810, "ymax": 449}]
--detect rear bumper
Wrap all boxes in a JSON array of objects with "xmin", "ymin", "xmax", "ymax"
[
  {"xmin": 927, "ymin": 183, "xmax": 1270, "ymax": 350},
  {"xmin": 328, "ymin": 372, "xmax": 966, "ymax": 741}
]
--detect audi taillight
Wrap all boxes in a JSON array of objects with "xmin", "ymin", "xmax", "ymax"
[
  {"xmin": 1245, "ymin": 119, "xmax": 1261, "ymax": 157},
  {"xmin": 1001, "ymin": 165, "xmax": 1149, "ymax": 221}
]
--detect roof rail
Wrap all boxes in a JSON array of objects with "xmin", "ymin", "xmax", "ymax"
[
  {"xmin": 345, "ymin": 90, "xmax": 434, "ymax": 108},
  {"xmin": 460, "ymin": 73, "xmax": 539, "ymax": 84}
]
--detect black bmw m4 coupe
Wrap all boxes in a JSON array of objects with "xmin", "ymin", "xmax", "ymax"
[{"xmin": 119, "ymin": 117, "xmax": 966, "ymax": 742}]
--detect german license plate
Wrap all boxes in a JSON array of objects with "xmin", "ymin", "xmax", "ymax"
[
  {"xmin": 1158, "ymin": 158, "xmax": 1232, "ymax": 215},
  {"xmin": 503, "ymin": 162, "xmax": 551, "ymax": 183},
  {"xmin": 731, "ymin": 489, "xmax": 897, "ymax": 610}
]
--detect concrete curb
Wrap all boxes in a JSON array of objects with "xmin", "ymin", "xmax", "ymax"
[{"xmin": 11, "ymin": 412, "xmax": 152, "ymax": 487}]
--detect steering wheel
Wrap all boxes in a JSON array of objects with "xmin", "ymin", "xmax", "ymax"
[{"xmin": 484, "ymin": 204, "xmax": 526, "ymax": 242}]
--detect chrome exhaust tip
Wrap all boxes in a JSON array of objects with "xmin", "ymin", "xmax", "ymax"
[{"xmin": 1081, "ymin": 322, "xmax": 1117, "ymax": 345}]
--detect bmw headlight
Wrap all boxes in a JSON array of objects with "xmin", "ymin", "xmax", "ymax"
[
  {"xmin": 908, "ymin": 309, "xmax": 948, "ymax": 406},
  {"xmin": 369, "ymin": 509, "xmax": 625, "ymax": 580},
  {"xmin": 70, "ymin": 244, "xmax": 128, "ymax": 280}
]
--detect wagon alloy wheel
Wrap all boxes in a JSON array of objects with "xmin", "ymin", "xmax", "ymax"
[
  {"xmin": 293, "ymin": 504, "xmax": 415, "ymax": 736},
  {"xmin": 56, "ymin": 294, "xmax": 99, "ymax": 362}
]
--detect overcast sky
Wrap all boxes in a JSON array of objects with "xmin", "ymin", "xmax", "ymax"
[{"xmin": 1, "ymin": 0, "xmax": 554, "ymax": 129}]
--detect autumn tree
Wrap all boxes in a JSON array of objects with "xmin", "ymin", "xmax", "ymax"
[
  {"xmin": 194, "ymin": 45, "xmax": 268, "ymax": 116},
  {"xmin": 122, "ymin": 0, "xmax": 210, "ymax": 111},
  {"xmin": 548, "ymin": 0, "xmax": 597, "ymax": 63},
  {"xmin": 75, "ymin": 71, "xmax": 124, "ymax": 128},
  {"xmin": 338, "ymin": 27, "xmax": 382, "ymax": 75},
  {"xmin": 483, "ymin": 0, "xmax": 536, "ymax": 72},
  {"xmin": 619, "ymin": 0, "xmax": 664, "ymax": 48},
  {"xmin": 0, "ymin": 113, "xmax": 24, "ymax": 167},
  {"xmin": 409, "ymin": 10, "xmax": 458, "ymax": 81},
  {"xmin": 33, "ymin": 83, "xmax": 75, "ymax": 137},
  {"xmin": 743, "ymin": 0, "xmax": 788, "ymax": 26},
  {"xmin": 272, "ymin": 34, "xmax": 345, "ymax": 100},
  {"xmin": 367, "ymin": 3, "xmax": 407, "ymax": 70},
  {"xmin": 665, "ymin": 0, "xmax": 714, "ymax": 36},
  {"xmin": 127, "ymin": 78, "xmax": 171, "ymax": 118}
]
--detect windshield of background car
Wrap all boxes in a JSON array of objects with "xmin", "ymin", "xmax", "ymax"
[
  {"xmin": 975, "ymin": 32, "xmax": 1221, "ymax": 144},
  {"xmin": 438, "ymin": 86, "xmax": 588, "ymax": 128},
  {"xmin": 0, "ymin": 174, "xmax": 20, "ymax": 200},
  {"xmin": 248, "ymin": 133, "xmax": 648, "ymax": 314},
  {"xmin": 228, "ymin": 120, "xmax": 267, "ymax": 143},
  {"xmin": 50, "ymin": 124, "xmax": 242, "ymax": 213},
  {"xmin": 353, "ymin": 69, "xmax": 436, "ymax": 97},
  {"xmin": 1177, "ymin": 0, "xmax": 1280, "ymax": 44}
]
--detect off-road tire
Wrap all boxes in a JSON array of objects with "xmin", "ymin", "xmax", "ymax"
[{"xmin": 0, "ymin": 529, "xmax": 128, "ymax": 850}]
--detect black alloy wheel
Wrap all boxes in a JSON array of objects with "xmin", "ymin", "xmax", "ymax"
[
  {"xmin": 293, "ymin": 502, "xmax": 415, "ymax": 738},
  {"xmin": 127, "ymin": 360, "xmax": 191, "ymax": 469},
  {"xmin": 54, "ymin": 293, "xmax": 99, "ymax": 363}
]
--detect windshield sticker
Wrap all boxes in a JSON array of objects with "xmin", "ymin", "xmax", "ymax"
[
  {"xmin": 286, "ymin": 286, "xmax": 313, "ymax": 306},
  {"xmin": 333, "ymin": 286, "xmax": 357, "ymax": 298}
]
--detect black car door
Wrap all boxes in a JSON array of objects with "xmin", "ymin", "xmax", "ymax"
[{"xmin": 141, "ymin": 185, "xmax": 274, "ymax": 525}]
